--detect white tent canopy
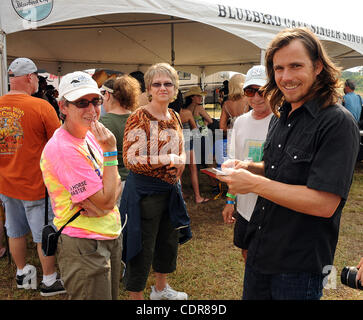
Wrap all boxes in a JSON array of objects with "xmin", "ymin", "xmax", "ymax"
[{"xmin": 0, "ymin": 0, "xmax": 363, "ymax": 95}]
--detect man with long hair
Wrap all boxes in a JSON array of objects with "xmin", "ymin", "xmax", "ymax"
[{"xmin": 218, "ymin": 28, "xmax": 360, "ymax": 300}]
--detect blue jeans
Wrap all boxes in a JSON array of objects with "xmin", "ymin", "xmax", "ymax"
[{"xmin": 243, "ymin": 263, "xmax": 324, "ymax": 300}]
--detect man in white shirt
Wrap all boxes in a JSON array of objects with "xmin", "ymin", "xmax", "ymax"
[{"xmin": 222, "ymin": 65, "xmax": 272, "ymax": 262}]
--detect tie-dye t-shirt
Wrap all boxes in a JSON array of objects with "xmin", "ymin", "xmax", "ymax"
[{"xmin": 40, "ymin": 127, "xmax": 121, "ymax": 240}]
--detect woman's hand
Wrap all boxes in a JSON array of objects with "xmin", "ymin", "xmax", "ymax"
[
  {"xmin": 166, "ymin": 153, "xmax": 186, "ymax": 180},
  {"xmin": 73, "ymin": 198, "xmax": 110, "ymax": 217},
  {"xmin": 90, "ymin": 120, "xmax": 116, "ymax": 152}
]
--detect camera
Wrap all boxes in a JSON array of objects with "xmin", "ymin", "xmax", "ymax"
[{"xmin": 340, "ymin": 266, "xmax": 363, "ymax": 290}]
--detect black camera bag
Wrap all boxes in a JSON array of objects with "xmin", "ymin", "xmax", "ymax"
[{"xmin": 41, "ymin": 189, "xmax": 80, "ymax": 256}]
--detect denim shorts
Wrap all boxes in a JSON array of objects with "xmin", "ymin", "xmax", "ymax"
[{"xmin": 0, "ymin": 194, "xmax": 55, "ymax": 243}]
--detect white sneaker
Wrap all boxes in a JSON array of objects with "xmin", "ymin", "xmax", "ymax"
[
  {"xmin": 16, "ymin": 264, "xmax": 37, "ymax": 290},
  {"xmin": 150, "ymin": 284, "xmax": 188, "ymax": 300}
]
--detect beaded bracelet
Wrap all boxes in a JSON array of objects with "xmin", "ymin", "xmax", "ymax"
[
  {"xmin": 226, "ymin": 200, "xmax": 235, "ymax": 205},
  {"xmin": 226, "ymin": 192, "xmax": 236, "ymax": 199},
  {"xmin": 103, "ymin": 151, "xmax": 117, "ymax": 157},
  {"xmin": 104, "ymin": 160, "xmax": 118, "ymax": 167}
]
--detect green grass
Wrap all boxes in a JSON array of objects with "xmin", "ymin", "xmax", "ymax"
[{"xmin": 1, "ymin": 163, "xmax": 362, "ymax": 300}]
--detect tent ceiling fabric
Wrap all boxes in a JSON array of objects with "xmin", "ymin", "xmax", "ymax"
[
  {"xmin": 5, "ymin": 12, "xmax": 262, "ymax": 76},
  {"xmin": 0, "ymin": 0, "xmax": 362, "ymax": 78}
]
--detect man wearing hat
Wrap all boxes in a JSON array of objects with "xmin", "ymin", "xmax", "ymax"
[
  {"xmin": 40, "ymin": 71, "xmax": 122, "ymax": 299},
  {"xmin": 0, "ymin": 58, "xmax": 64, "ymax": 296},
  {"xmin": 221, "ymin": 65, "xmax": 272, "ymax": 264}
]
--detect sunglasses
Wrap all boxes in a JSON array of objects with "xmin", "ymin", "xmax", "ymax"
[
  {"xmin": 151, "ymin": 82, "xmax": 174, "ymax": 88},
  {"xmin": 67, "ymin": 97, "xmax": 103, "ymax": 108},
  {"xmin": 244, "ymin": 87, "xmax": 264, "ymax": 97}
]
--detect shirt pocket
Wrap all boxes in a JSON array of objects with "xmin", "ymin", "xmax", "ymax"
[{"xmin": 283, "ymin": 146, "xmax": 313, "ymax": 184}]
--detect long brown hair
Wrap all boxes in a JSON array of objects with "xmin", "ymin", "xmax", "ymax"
[{"xmin": 264, "ymin": 27, "xmax": 342, "ymax": 116}]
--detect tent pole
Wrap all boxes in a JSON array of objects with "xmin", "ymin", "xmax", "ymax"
[
  {"xmin": 171, "ymin": 17, "xmax": 175, "ymax": 66},
  {"xmin": 260, "ymin": 49, "xmax": 265, "ymax": 66},
  {"xmin": 57, "ymin": 63, "xmax": 62, "ymax": 88},
  {"xmin": 0, "ymin": 31, "xmax": 7, "ymax": 95}
]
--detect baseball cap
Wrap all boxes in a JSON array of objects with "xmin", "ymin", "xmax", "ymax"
[
  {"xmin": 8, "ymin": 58, "xmax": 38, "ymax": 77},
  {"xmin": 59, "ymin": 71, "xmax": 101, "ymax": 101},
  {"xmin": 243, "ymin": 65, "xmax": 267, "ymax": 89}
]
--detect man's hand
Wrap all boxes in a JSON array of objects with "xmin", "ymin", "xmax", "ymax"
[
  {"xmin": 222, "ymin": 204, "xmax": 235, "ymax": 224},
  {"xmin": 222, "ymin": 159, "xmax": 249, "ymax": 170},
  {"xmin": 216, "ymin": 168, "xmax": 257, "ymax": 195}
]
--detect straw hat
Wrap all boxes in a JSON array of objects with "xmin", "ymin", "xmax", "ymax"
[{"xmin": 184, "ymin": 86, "xmax": 207, "ymax": 98}]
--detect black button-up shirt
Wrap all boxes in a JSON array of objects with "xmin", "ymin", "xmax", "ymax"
[{"xmin": 245, "ymin": 99, "xmax": 360, "ymax": 274}]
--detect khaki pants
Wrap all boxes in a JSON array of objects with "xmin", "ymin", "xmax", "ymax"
[{"xmin": 58, "ymin": 234, "xmax": 122, "ymax": 300}]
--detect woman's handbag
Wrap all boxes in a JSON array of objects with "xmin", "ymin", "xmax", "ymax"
[{"xmin": 41, "ymin": 189, "xmax": 81, "ymax": 256}]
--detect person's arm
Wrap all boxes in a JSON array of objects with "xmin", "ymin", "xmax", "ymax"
[
  {"xmin": 217, "ymin": 169, "xmax": 341, "ymax": 218},
  {"xmin": 219, "ymin": 105, "xmax": 229, "ymax": 132},
  {"xmin": 123, "ymin": 111, "xmax": 185, "ymax": 172},
  {"xmin": 86, "ymin": 121, "xmax": 120, "ymax": 211},
  {"xmin": 187, "ymin": 111, "xmax": 198, "ymax": 130},
  {"xmin": 198, "ymin": 105, "xmax": 213, "ymax": 125},
  {"xmin": 222, "ymin": 202, "xmax": 235, "ymax": 224}
]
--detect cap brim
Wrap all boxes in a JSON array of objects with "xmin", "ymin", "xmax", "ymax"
[
  {"xmin": 184, "ymin": 92, "xmax": 207, "ymax": 97},
  {"xmin": 243, "ymin": 79, "xmax": 266, "ymax": 89},
  {"xmin": 62, "ymin": 87, "xmax": 101, "ymax": 101}
]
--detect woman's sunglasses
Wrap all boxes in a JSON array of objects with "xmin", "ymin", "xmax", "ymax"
[
  {"xmin": 67, "ymin": 97, "xmax": 103, "ymax": 108},
  {"xmin": 244, "ymin": 87, "xmax": 264, "ymax": 97},
  {"xmin": 151, "ymin": 82, "xmax": 174, "ymax": 88}
]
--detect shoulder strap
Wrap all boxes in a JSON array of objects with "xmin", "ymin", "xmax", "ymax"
[
  {"xmin": 44, "ymin": 186, "xmax": 81, "ymax": 232},
  {"xmin": 56, "ymin": 210, "xmax": 81, "ymax": 235},
  {"xmin": 224, "ymin": 103, "xmax": 232, "ymax": 117},
  {"xmin": 170, "ymin": 109, "xmax": 183, "ymax": 129},
  {"xmin": 44, "ymin": 187, "xmax": 49, "ymax": 225}
]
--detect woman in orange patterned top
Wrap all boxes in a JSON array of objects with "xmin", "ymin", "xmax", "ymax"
[{"xmin": 121, "ymin": 63, "xmax": 191, "ymax": 300}]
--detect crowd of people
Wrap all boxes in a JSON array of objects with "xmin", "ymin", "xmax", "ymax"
[{"xmin": 0, "ymin": 27, "xmax": 362, "ymax": 300}]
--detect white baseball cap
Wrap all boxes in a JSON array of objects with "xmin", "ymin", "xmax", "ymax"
[
  {"xmin": 8, "ymin": 58, "xmax": 38, "ymax": 77},
  {"xmin": 243, "ymin": 65, "xmax": 267, "ymax": 89},
  {"xmin": 59, "ymin": 71, "xmax": 101, "ymax": 101}
]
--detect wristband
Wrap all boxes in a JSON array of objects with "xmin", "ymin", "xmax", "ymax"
[
  {"xmin": 226, "ymin": 193, "xmax": 236, "ymax": 199},
  {"xmin": 103, "ymin": 151, "xmax": 117, "ymax": 157},
  {"xmin": 226, "ymin": 200, "xmax": 235, "ymax": 205},
  {"xmin": 104, "ymin": 160, "xmax": 118, "ymax": 166}
]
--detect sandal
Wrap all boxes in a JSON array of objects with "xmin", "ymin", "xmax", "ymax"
[{"xmin": 0, "ymin": 247, "xmax": 6, "ymax": 259}]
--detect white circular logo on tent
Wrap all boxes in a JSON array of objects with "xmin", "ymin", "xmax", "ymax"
[{"xmin": 12, "ymin": 0, "xmax": 53, "ymax": 22}]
